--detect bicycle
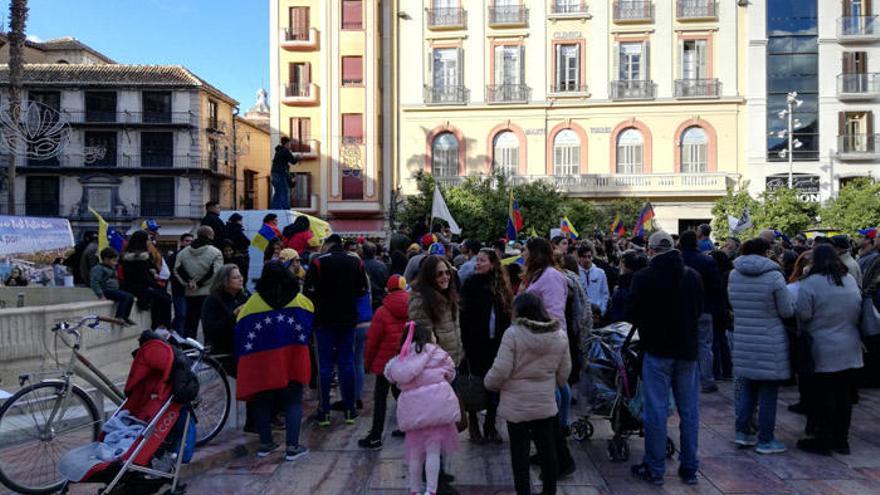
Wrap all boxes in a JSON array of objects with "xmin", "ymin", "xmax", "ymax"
[{"xmin": 0, "ymin": 316, "xmax": 230, "ymax": 495}]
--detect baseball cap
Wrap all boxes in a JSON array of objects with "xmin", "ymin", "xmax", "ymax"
[
  {"xmin": 428, "ymin": 242, "xmax": 446, "ymax": 256},
  {"xmin": 386, "ymin": 274, "xmax": 406, "ymax": 292},
  {"xmin": 648, "ymin": 231, "xmax": 674, "ymax": 253},
  {"xmin": 142, "ymin": 219, "xmax": 160, "ymax": 232}
]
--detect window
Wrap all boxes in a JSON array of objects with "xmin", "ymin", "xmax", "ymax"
[
  {"xmin": 342, "ymin": 0, "xmax": 363, "ymax": 30},
  {"xmin": 84, "ymin": 131, "xmax": 117, "ymax": 167},
  {"xmin": 142, "ymin": 91, "xmax": 172, "ymax": 123},
  {"xmin": 209, "ymin": 181, "xmax": 220, "ymax": 204},
  {"xmin": 493, "ymin": 131, "xmax": 519, "ymax": 176},
  {"xmin": 681, "ymin": 40, "xmax": 707, "ymax": 80},
  {"xmin": 208, "ymin": 100, "xmax": 219, "ymax": 129},
  {"xmin": 85, "ymin": 92, "xmax": 117, "ymax": 122},
  {"xmin": 342, "ymin": 168, "xmax": 364, "ymax": 200},
  {"xmin": 494, "ymin": 45, "xmax": 524, "ymax": 86},
  {"xmin": 680, "ymin": 127, "xmax": 708, "ymax": 173},
  {"xmin": 618, "ymin": 42, "xmax": 645, "ymax": 81},
  {"xmin": 554, "ymin": 0, "xmax": 583, "ymax": 13},
  {"xmin": 289, "ymin": 117, "xmax": 312, "ymax": 152},
  {"xmin": 342, "ymin": 113, "xmax": 364, "ymax": 143},
  {"xmin": 292, "ymin": 172, "xmax": 311, "ymax": 207},
  {"xmin": 289, "ymin": 7, "xmax": 310, "ymax": 40},
  {"xmin": 25, "ymin": 177, "xmax": 59, "ymax": 217},
  {"xmin": 243, "ymin": 170, "xmax": 257, "ymax": 209},
  {"xmin": 140, "ymin": 177, "xmax": 175, "ymax": 217},
  {"xmin": 433, "ymin": 48, "xmax": 462, "ymax": 88},
  {"xmin": 840, "ymin": 111, "xmax": 873, "ymax": 152},
  {"xmin": 26, "ymin": 91, "xmax": 61, "ymax": 166},
  {"xmin": 431, "ymin": 132, "xmax": 459, "ymax": 177},
  {"xmin": 208, "ymin": 139, "xmax": 219, "ymax": 171},
  {"xmin": 616, "ymin": 128, "xmax": 644, "ymax": 174},
  {"xmin": 342, "ymin": 56, "xmax": 363, "ymax": 86},
  {"xmin": 28, "ymin": 90, "xmax": 60, "ymax": 110},
  {"xmin": 554, "ymin": 43, "xmax": 581, "ymax": 92},
  {"xmin": 141, "ymin": 132, "xmax": 174, "ymax": 168},
  {"xmin": 289, "ymin": 63, "xmax": 311, "ymax": 95},
  {"xmin": 553, "ymin": 129, "xmax": 580, "ymax": 175}
]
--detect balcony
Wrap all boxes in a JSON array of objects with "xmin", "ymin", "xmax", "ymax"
[
  {"xmin": 488, "ymin": 5, "xmax": 529, "ymax": 27},
  {"xmin": 62, "ymin": 111, "xmax": 197, "ymax": 126},
  {"xmin": 427, "ymin": 7, "xmax": 466, "ymax": 29},
  {"xmin": 838, "ymin": 16, "xmax": 880, "ymax": 42},
  {"xmin": 435, "ymin": 173, "xmax": 737, "ymax": 197},
  {"xmin": 837, "ymin": 73, "xmax": 880, "ymax": 100},
  {"xmin": 613, "ymin": 0, "xmax": 653, "ymax": 23},
  {"xmin": 486, "ymin": 84, "xmax": 531, "ymax": 103},
  {"xmin": 549, "ymin": 83, "xmax": 590, "ymax": 96},
  {"xmin": 610, "ymin": 80, "xmax": 656, "ymax": 100},
  {"xmin": 281, "ymin": 83, "xmax": 319, "ymax": 106},
  {"xmin": 281, "ymin": 27, "xmax": 319, "ymax": 51},
  {"xmin": 290, "ymin": 139, "xmax": 320, "ymax": 160},
  {"xmin": 838, "ymin": 134, "xmax": 880, "ymax": 160},
  {"xmin": 549, "ymin": 1, "xmax": 590, "ymax": 19},
  {"xmin": 424, "ymin": 85, "xmax": 470, "ymax": 105},
  {"xmin": 674, "ymin": 79, "xmax": 721, "ymax": 98},
  {"xmin": 18, "ymin": 153, "xmax": 232, "ymax": 173},
  {"xmin": 676, "ymin": 0, "xmax": 716, "ymax": 21}
]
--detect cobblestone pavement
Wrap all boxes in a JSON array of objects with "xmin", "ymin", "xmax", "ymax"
[{"xmin": 171, "ymin": 379, "xmax": 880, "ymax": 495}]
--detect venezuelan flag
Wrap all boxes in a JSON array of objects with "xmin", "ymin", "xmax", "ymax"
[
  {"xmin": 292, "ymin": 211, "xmax": 332, "ymax": 243},
  {"xmin": 633, "ymin": 202, "xmax": 655, "ymax": 238},
  {"xmin": 234, "ymin": 292, "xmax": 315, "ymax": 401},
  {"xmin": 502, "ymin": 255, "xmax": 525, "ymax": 266},
  {"xmin": 251, "ymin": 223, "xmax": 278, "ymax": 252},
  {"xmin": 560, "ymin": 216, "xmax": 579, "ymax": 239},
  {"xmin": 89, "ymin": 207, "xmax": 125, "ymax": 252},
  {"xmin": 506, "ymin": 191, "xmax": 523, "ymax": 240}
]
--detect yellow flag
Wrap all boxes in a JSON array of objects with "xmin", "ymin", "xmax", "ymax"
[
  {"xmin": 88, "ymin": 207, "xmax": 109, "ymax": 252},
  {"xmin": 292, "ymin": 211, "xmax": 332, "ymax": 241}
]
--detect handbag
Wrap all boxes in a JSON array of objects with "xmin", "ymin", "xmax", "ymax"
[
  {"xmin": 860, "ymin": 293, "xmax": 880, "ymax": 339},
  {"xmin": 454, "ymin": 359, "xmax": 488, "ymax": 413}
]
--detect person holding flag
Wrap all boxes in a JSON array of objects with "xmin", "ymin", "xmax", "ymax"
[
  {"xmin": 507, "ymin": 191, "xmax": 523, "ymax": 241},
  {"xmin": 251, "ymin": 214, "xmax": 281, "ymax": 253}
]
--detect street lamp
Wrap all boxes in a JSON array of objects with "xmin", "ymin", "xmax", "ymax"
[{"xmin": 774, "ymin": 91, "xmax": 803, "ymax": 189}]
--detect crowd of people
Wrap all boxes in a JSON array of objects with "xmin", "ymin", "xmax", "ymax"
[{"xmin": 63, "ymin": 209, "xmax": 880, "ymax": 495}]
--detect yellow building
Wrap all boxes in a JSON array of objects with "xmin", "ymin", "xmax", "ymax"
[
  {"xmin": 236, "ymin": 115, "xmax": 272, "ymax": 210},
  {"xmin": 270, "ymin": 0, "xmax": 389, "ymax": 238},
  {"xmin": 394, "ymin": 0, "xmax": 748, "ymax": 233}
]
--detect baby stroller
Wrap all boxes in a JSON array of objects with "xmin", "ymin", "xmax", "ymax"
[
  {"xmin": 571, "ymin": 322, "xmax": 675, "ymax": 463},
  {"xmin": 57, "ymin": 331, "xmax": 198, "ymax": 494}
]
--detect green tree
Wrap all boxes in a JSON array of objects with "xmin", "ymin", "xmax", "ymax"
[
  {"xmin": 711, "ymin": 185, "xmax": 760, "ymax": 239},
  {"xmin": 820, "ymin": 177, "xmax": 880, "ymax": 234},
  {"xmin": 397, "ymin": 170, "xmax": 436, "ymax": 235},
  {"xmin": 754, "ymin": 188, "xmax": 819, "ymax": 237}
]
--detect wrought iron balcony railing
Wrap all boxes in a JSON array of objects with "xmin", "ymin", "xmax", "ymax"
[
  {"xmin": 613, "ymin": 0, "xmax": 653, "ymax": 22},
  {"xmin": 427, "ymin": 7, "xmax": 466, "ymax": 28},
  {"xmin": 488, "ymin": 5, "xmax": 528, "ymax": 26},
  {"xmin": 424, "ymin": 85, "xmax": 470, "ymax": 105},
  {"xmin": 486, "ymin": 84, "xmax": 531, "ymax": 103},
  {"xmin": 609, "ymin": 80, "xmax": 656, "ymax": 100},
  {"xmin": 674, "ymin": 78, "xmax": 721, "ymax": 98}
]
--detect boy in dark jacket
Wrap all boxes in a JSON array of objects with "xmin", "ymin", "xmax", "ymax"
[{"xmin": 90, "ymin": 247, "xmax": 135, "ymax": 325}]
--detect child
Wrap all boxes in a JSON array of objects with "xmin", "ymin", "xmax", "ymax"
[
  {"xmin": 90, "ymin": 247, "xmax": 136, "ymax": 326},
  {"xmin": 384, "ymin": 322, "xmax": 460, "ymax": 495},
  {"xmin": 484, "ymin": 292, "xmax": 572, "ymax": 495},
  {"xmin": 358, "ymin": 274, "xmax": 409, "ymax": 450}
]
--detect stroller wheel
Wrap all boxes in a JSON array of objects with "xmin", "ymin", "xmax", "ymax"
[
  {"xmin": 572, "ymin": 419, "xmax": 594, "ymax": 442},
  {"xmin": 666, "ymin": 437, "xmax": 676, "ymax": 459},
  {"xmin": 607, "ymin": 438, "xmax": 630, "ymax": 463}
]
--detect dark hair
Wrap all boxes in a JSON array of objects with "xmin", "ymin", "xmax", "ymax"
[
  {"xmin": 621, "ymin": 250, "xmax": 648, "ymax": 272},
  {"xmin": 478, "ymin": 248, "xmax": 514, "ymax": 321},
  {"xmin": 524, "ymin": 237, "xmax": 554, "ymax": 283},
  {"xmin": 698, "ymin": 223, "xmax": 711, "ymax": 236},
  {"xmin": 221, "ymin": 239, "xmax": 236, "ymax": 250},
  {"xmin": 512, "ymin": 292, "xmax": 552, "ymax": 323},
  {"xmin": 206, "ymin": 200, "xmax": 219, "ymax": 209},
  {"xmin": 492, "ymin": 239, "xmax": 507, "ymax": 253},
  {"xmin": 263, "ymin": 237, "xmax": 282, "ymax": 263},
  {"xmin": 125, "ymin": 230, "xmax": 149, "ymax": 253},
  {"xmin": 256, "ymin": 261, "xmax": 300, "ymax": 309},
  {"xmin": 290, "ymin": 215, "xmax": 310, "ymax": 234},
  {"xmin": 180, "ymin": 232, "xmax": 194, "ymax": 241},
  {"xmin": 83, "ymin": 230, "xmax": 98, "ymax": 242},
  {"xmin": 561, "ymin": 254, "xmax": 579, "ymax": 273},
  {"xmin": 463, "ymin": 239, "xmax": 482, "ymax": 255},
  {"xmin": 398, "ymin": 322, "xmax": 432, "ymax": 354},
  {"xmin": 390, "ymin": 250, "xmax": 408, "ymax": 275},
  {"xmin": 576, "ymin": 241, "xmax": 593, "ymax": 257},
  {"xmin": 100, "ymin": 247, "xmax": 118, "ymax": 260},
  {"xmin": 807, "ymin": 244, "xmax": 847, "ymax": 287},
  {"xmin": 263, "ymin": 213, "xmax": 278, "ymax": 224},
  {"xmin": 708, "ymin": 250, "xmax": 733, "ymax": 274},
  {"xmin": 363, "ymin": 241, "xmax": 377, "ymax": 259},
  {"xmin": 550, "ymin": 235, "xmax": 567, "ymax": 246},
  {"xmin": 280, "ymin": 136, "xmax": 290, "ymax": 145},
  {"xmin": 679, "ymin": 230, "xmax": 698, "ymax": 250},
  {"xmin": 790, "ymin": 250, "xmax": 813, "ymax": 283},
  {"xmin": 741, "ymin": 238, "xmax": 771, "ymax": 257},
  {"xmin": 413, "ymin": 255, "xmax": 459, "ymax": 323}
]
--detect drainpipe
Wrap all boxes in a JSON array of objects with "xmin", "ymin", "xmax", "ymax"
[{"xmin": 232, "ymin": 107, "xmax": 240, "ymax": 209}]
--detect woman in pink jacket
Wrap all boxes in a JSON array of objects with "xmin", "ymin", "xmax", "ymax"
[
  {"xmin": 385, "ymin": 322, "xmax": 460, "ymax": 495},
  {"xmin": 521, "ymin": 237, "xmax": 568, "ymax": 328}
]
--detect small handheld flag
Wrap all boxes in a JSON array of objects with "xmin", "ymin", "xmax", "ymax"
[
  {"xmin": 506, "ymin": 191, "xmax": 523, "ymax": 240},
  {"xmin": 610, "ymin": 213, "xmax": 625, "ymax": 237},
  {"xmin": 89, "ymin": 208, "xmax": 125, "ymax": 253},
  {"xmin": 560, "ymin": 216, "xmax": 579, "ymax": 239},
  {"xmin": 633, "ymin": 203, "xmax": 655, "ymax": 238},
  {"xmin": 251, "ymin": 223, "xmax": 279, "ymax": 252}
]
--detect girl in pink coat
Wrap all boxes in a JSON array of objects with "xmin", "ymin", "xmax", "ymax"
[{"xmin": 384, "ymin": 322, "xmax": 460, "ymax": 495}]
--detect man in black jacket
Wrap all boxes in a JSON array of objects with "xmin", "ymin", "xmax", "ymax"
[
  {"xmin": 200, "ymin": 201, "xmax": 227, "ymax": 249},
  {"xmin": 304, "ymin": 234, "xmax": 367, "ymax": 425},
  {"xmin": 271, "ymin": 136, "xmax": 300, "ymax": 209},
  {"xmin": 626, "ymin": 231, "xmax": 704, "ymax": 486},
  {"xmin": 225, "ymin": 213, "xmax": 251, "ymax": 282}
]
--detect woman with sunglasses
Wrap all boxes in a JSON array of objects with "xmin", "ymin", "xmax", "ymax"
[{"xmin": 409, "ymin": 255, "xmax": 463, "ymax": 366}]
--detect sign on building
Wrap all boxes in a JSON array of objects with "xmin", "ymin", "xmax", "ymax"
[{"xmin": 765, "ymin": 173, "xmax": 821, "ymax": 202}]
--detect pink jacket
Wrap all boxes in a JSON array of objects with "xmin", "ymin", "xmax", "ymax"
[
  {"xmin": 384, "ymin": 343, "xmax": 460, "ymax": 432},
  {"xmin": 525, "ymin": 268, "xmax": 568, "ymax": 329}
]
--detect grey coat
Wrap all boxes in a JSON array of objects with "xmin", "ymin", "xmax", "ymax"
[
  {"xmin": 728, "ymin": 255, "xmax": 795, "ymax": 380},
  {"xmin": 795, "ymin": 273, "xmax": 863, "ymax": 373}
]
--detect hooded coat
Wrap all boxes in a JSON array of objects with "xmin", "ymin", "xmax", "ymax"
[
  {"xmin": 484, "ymin": 317, "xmax": 571, "ymax": 423},
  {"xmin": 384, "ymin": 342, "xmax": 460, "ymax": 432},
  {"xmin": 408, "ymin": 290, "xmax": 463, "ymax": 365},
  {"xmin": 728, "ymin": 255, "xmax": 795, "ymax": 380},
  {"xmin": 364, "ymin": 289, "xmax": 409, "ymax": 374}
]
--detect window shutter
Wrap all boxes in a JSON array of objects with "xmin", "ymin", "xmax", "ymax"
[
  {"xmin": 857, "ymin": 51, "xmax": 868, "ymax": 73},
  {"xmin": 519, "ymin": 45, "xmax": 526, "ymax": 86},
  {"xmin": 697, "ymin": 40, "xmax": 707, "ymax": 79},
  {"xmin": 613, "ymin": 43, "xmax": 620, "ymax": 81},
  {"xmin": 494, "ymin": 45, "xmax": 504, "ymax": 85},
  {"xmin": 843, "ymin": 52, "xmax": 854, "ymax": 73},
  {"xmin": 456, "ymin": 47, "xmax": 464, "ymax": 87},
  {"xmin": 555, "ymin": 44, "xmax": 562, "ymax": 88},
  {"xmin": 643, "ymin": 40, "xmax": 650, "ymax": 80},
  {"xmin": 303, "ymin": 63, "xmax": 311, "ymax": 86},
  {"xmin": 575, "ymin": 43, "xmax": 581, "ymax": 86},
  {"xmin": 678, "ymin": 39, "xmax": 684, "ymax": 79},
  {"xmin": 868, "ymin": 112, "xmax": 875, "ymax": 137},
  {"xmin": 839, "ymin": 112, "xmax": 846, "ymax": 136}
]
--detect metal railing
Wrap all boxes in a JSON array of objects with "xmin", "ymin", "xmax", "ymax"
[
  {"xmin": 284, "ymin": 27, "xmax": 310, "ymax": 41},
  {"xmin": 837, "ymin": 73, "xmax": 880, "ymax": 95},
  {"xmin": 284, "ymin": 83, "xmax": 312, "ymax": 98},
  {"xmin": 674, "ymin": 79, "xmax": 721, "ymax": 97},
  {"xmin": 550, "ymin": 83, "xmax": 589, "ymax": 94},
  {"xmin": 613, "ymin": 0, "xmax": 653, "ymax": 22},
  {"xmin": 290, "ymin": 139, "xmax": 319, "ymax": 155},
  {"xmin": 63, "ymin": 111, "xmax": 196, "ymax": 126},
  {"xmin": 838, "ymin": 15, "xmax": 880, "ymax": 37},
  {"xmin": 424, "ymin": 85, "xmax": 470, "ymax": 104},
  {"xmin": 838, "ymin": 134, "xmax": 880, "ymax": 155},
  {"xmin": 488, "ymin": 5, "xmax": 529, "ymax": 25},
  {"xmin": 609, "ymin": 80, "xmax": 656, "ymax": 99},
  {"xmin": 551, "ymin": 1, "xmax": 588, "ymax": 14},
  {"xmin": 676, "ymin": 0, "xmax": 716, "ymax": 19},
  {"xmin": 486, "ymin": 84, "xmax": 530, "ymax": 103},
  {"xmin": 18, "ymin": 153, "xmax": 234, "ymax": 172},
  {"xmin": 427, "ymin": 7, "xmax": 466, "ymax": 27},
  {"xmin": 435, "ymin": 172, "xmax": 736, "ymax": 195}
]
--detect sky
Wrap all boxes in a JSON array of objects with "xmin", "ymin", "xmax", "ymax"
[{"xmin": 2, "ymin": 0, "xmax": 269, "ymax": 109}]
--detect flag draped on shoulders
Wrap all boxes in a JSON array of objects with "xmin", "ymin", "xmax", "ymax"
[{"xmin": 234, "ymin": 292, "xmax": 315, "ymax": 401}]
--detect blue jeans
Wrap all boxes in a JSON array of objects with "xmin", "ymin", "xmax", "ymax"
[
  {"xmin": 735, "ymin": 379, "xmax": 779, "ymax": 444},
  {"xmin": 697, "ymin": 313, "xmax": 715, "ymax": 387},
  {"xmin": 555, "ymin": 383, "xmax": 571, "ymax": 427},
  {"xmin": 354, "ymin": 323, "xmax": 368, "ymax": 402},
  {"xmin": 171, "ymin": 293, "xmax": 186, "ymax": 334},
  {"xmin": 641, "ymin": 353, "xmax": 700, "ymax": 477},
  {"xmin": 271, "ymin": 172, "xmax": 290, "ymax": 210},
  {"xmin": 253, "ymin": 382, "xmax": 303, "ymax": 447},
  {"xmin": 103, "ymin": 289, "xmax": 134, "ymax": 320},
  {"xmin": 316, "ymin": 326, "xmax": 356, "ymax": 413}
]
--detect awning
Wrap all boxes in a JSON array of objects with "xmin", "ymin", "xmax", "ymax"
[{"xmin": 328, "ymin": 219, "xmax": 386, "ymax": 238}]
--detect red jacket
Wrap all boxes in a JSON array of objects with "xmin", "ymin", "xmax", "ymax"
[
  {"xmin": 364, "ymin": 290, "xmax": 409, "ymax": 375},
  {"xmin": 124, "ymin": 338, "xmax": 174, "ymax": 422},
  {"xmin": 284, "ymin": 230, "xmax": 314, "ymax": 254}
]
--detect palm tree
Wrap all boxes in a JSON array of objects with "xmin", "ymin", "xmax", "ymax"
[{"xmin": 6, "ymin": 0, "xmax": 28, "ymax": 215}]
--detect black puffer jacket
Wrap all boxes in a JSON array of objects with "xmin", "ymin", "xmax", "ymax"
[{"xmin": 303, "ymin": 246, "xmax": 367, "ymax": 327}]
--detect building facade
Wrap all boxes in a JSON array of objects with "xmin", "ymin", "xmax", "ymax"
[
  {"xmin": 394, "ymin": 0, "xmax": 747, "ymax": 233},
  {"xmin": 270, "ymin": 0, "xmax": 389, "ymax": 238},
  {"xmin": 745, "ymin": 0, "xmax": 880, "ymax": 203}
]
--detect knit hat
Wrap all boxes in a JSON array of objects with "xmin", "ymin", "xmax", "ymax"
[
  {"xmin": 421, "ymin": 233, "xmax": 437, "ymax": 248},
  {"xmin": 279, "ymin": 248, "xmax": 300, "ymax": 262},
  {"xmin": 407, "ymin": 243, "xmax": 421, "ymax": 254},
  {"xmin": 648, "ymin": 231, "xmax": 674, "ymax": 253},
  {"xmin": 386, "ymin": 274, "xmax": 406, "ymax": 292}
]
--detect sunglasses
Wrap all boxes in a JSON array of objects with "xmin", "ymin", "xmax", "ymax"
[{"xmin": 435, "ymin": 269, "xmax": 451, "ymax": 278}]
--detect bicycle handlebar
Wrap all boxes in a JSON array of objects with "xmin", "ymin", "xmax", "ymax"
[{"xmin": 52, "ymin": 315, "xmax": 116, "ymax": 334}]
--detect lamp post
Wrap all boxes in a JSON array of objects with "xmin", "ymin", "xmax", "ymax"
[{"xmin": 775, "ymin": 91, "xmax": 803, "ymax": 189}]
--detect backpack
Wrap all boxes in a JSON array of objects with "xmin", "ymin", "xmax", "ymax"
[{"xmin": 170, "ymin": 347, "xmax": 200, "ymax": 404}]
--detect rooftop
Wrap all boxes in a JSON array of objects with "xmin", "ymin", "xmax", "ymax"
[{"xmin": 0, "ymin": 34, "xmax": 116, "ymax": 64}]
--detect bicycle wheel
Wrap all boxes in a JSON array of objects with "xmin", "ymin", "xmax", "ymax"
[
  {"xmin": 0, "ymin": 382, "xmax": 101, "ymax": 494},
  {"xmin": 191, "ymin": 356, "xmax": 231, "ymax": 446}
]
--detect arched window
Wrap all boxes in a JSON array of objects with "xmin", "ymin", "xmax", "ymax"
[
  {"xmin": 680, "ymin": 126, "xmax": 708, "ymax": 173},
  {"xmin": 553, "ymin": 129, "xmax": 580, "ymax": 176},
  {"xmin": 493, "ymin": 131, "xmax": 519, "ymax": 176},
  {"xmin": 432, "ymin": 132, "xmax": 459, "ymax": 177},
  {"xmin": 616, "ymin": 128, "xmax": 644, "ymax": 174}
]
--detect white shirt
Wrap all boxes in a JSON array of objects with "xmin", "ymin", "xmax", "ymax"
[{"xmin": 580, "ymin": 265, "xmax": 609, "ymax": 315}]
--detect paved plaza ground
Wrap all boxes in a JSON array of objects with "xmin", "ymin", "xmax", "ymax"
[{"xmin": 171, "ymin": 380, "xmax": 880, "ymax": 495}]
